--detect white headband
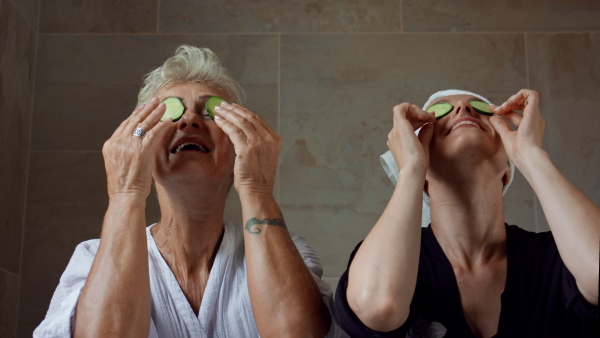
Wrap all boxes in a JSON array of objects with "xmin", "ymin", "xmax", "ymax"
[{"xmin": 380, "ymin": 89, "xmax": 515, "ymax": 227}]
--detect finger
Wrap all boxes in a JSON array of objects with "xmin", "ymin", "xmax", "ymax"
[
  {"xmin": 495, "ymin": 89, "xmax": 539, "ymax": 115},
  {"xmin": 498, "ymin": 110, "xmax": 523, "ymax": 127},
  {"xmin": 125, "ymin": 97, "xmax": 161, "ymax": 132},
  {"xmin": 137, "ymin": 102, "xmax": 167, "ymax": 132},
  {"xmin": 214, "ymin": 115, "xmax": 248, "ymax": 146},
  {"xmin": 227, "ymin": 102, "xmax": 274, "ymax": 135},
  {"xmin": 490, "ymin": 116, "xmax": 512, "ymax": 143},
  {"xmin": 214, "ymin": 104, "xmax": 260, "ymax": 139},
  {"xmin": 141, "ymin": 116, "xmax": 172, "ymax": 149},
  {"xmin": 417, "ymin": 123, "xmax": 434, "ymax": 156},
  {"xmin": 111, "ymin": 104, "xmax": 147, "ymax": 139}
]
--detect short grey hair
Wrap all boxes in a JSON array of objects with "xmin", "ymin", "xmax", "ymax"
[{"xmin": 137, "ymin": 45, "xmax": 246, "ymax": 107}]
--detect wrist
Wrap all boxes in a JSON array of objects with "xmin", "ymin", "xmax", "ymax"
[
  {"xmin": 515, "ymin": 147, "xmax": 550, "ymax": 181},
  {"xmin": 108, "ymin": 192, "xmax": 148, "ymax": 206}
]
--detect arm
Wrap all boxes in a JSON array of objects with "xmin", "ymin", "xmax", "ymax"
[
  {"xmin": 492, "ymin": 89, "xmax": 599, "ymax": 306},
  {"xmin": 346, "ymin": 104, "xmax": 436, "ymax": 332},
  {"xmin": 74, "ymin": 99, "xmax": 170, "ymax": 337},
  {"xmin": 214, "ymin": 102, "xmax": 331, "ymax": 337}
]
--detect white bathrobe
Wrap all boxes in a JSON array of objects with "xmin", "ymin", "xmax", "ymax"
[{"xmin": 34, "ymin": 221, "xmax": 342, "ymax": 337}]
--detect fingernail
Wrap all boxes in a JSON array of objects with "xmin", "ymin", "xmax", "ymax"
[
  {"xmin": 214, "ymin": 105, "xmax": 222, "ymax": 110},
  {"xmin": 151, "ymin": 97, "xmax": 158, "ymax": 102},
  {"xmin": 220, "ymin": 102, "xmax": 231, "ymax": 107},
  {"xmin": 214, "ymin": 115, "xmax": 221, "ymax": 120}
]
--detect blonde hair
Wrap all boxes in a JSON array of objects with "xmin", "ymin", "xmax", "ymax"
[{"xmin": 137, "ymin": 45, "xmax": 246, "ymax": 107}]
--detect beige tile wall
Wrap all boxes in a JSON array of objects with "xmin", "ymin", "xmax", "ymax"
[{"xmin": 1, "ymin": 0, "xmax": 598, "ymax": 336}]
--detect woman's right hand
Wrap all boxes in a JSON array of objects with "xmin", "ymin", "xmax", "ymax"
[
  {"xmin": 387, "ymin": 103, "xmax": 436, "ymax": 175},
  {"xmin": 102, "ymin": 97, "xmax": 170, "ymax": 199}
]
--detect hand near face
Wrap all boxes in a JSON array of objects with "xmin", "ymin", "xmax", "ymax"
[
  {"xmin": 490, "ymin": 89, "xmax": 546, "ymax": 169},
  {"xmin": 387, "ymin": 103, "xmax": 436, "ymax": 175},
  {"xmin": 102, "ymin": 98, "xmax": 171, "ymax": 199},
  {"xmin": 213, "ymin": 103, "xmax": 281, "ymax": 196}
]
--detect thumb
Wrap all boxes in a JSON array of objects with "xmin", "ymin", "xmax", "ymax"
[
  {"xmin": 417, "ymin": 123, "xmax": 434, "ymax": 155},
  {"xmin": 490, "ymin": 116, "xmax": 512, "ymax": 143}
]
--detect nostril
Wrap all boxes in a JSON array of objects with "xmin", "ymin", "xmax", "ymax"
[{"xmin": 192, "ymin": 123, "xmax": 200, "ymax": 128}]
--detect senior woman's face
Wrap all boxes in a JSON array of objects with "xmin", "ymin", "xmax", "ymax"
[
  {"xmin": 427, "ymin": 94, "xmax": 508, "ymax": 173},
  {"xmin": 152, "ymin": 82, "xmax": 235, "ymax": 186}
]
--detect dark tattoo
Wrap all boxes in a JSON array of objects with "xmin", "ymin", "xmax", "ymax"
[{"xmin": 245, "ymin": 217, "xmax": 287, "ymax": 234}]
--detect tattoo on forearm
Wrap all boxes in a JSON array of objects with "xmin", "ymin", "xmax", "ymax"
[{"xmin": 245, "ymin": 217, "xmax": 287, "ymax": 234}]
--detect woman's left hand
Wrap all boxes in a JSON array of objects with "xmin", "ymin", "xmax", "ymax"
[
  {"xmin": 213, "ymin": 102, "xmax": 281, "ymax": 196},
  {"xmin": 489, "ymin": 89, "xmax": 546, "ymax": 170}
]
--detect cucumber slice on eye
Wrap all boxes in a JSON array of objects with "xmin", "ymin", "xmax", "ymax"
[
  {"xmin": 160, "ymin": 97, "xmax": 185, "ymax": 122},
  {"xmin": 470, "ymin": 101, "xmax": 493, "ymax": 116},
  {"xmin": 205, "ymin": 96, "xmax": 228, "ymax": 120},
  {"xmin": 426, "ymin": 102, "xmax": 453, "ymax": 119}
]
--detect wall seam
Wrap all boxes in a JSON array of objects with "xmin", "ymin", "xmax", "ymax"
[
  {"xmin": 399, "ymin": 0, "xmax": 403, "ymax": 33},
  {"xmin": 15, "ymin": 0, "xmax": 42, "ymax": 334},
  {"xmin": 156, "ymin": 0, "xmax": 160, "ymax": 34},
  {"xmin": 277, "ymin": 33, "xmax": 281, "ymax": 201},
  {"xmin": 34, "ymin": 30, "xmax": 600, "ymax": 37}
]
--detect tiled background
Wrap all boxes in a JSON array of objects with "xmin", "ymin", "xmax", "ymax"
[{"xmin": 1, "ymin": 0, "xmax": 599, "ymax": 336}]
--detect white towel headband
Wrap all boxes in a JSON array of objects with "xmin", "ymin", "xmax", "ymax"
[{"xmin": 380, "ymin": 89, "xmax": 515, "ymax": 227}]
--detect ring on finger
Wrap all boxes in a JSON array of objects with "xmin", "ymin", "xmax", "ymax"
[{"xmin": 133, "ymin": 127, "xmax": 147, "ymax": 138}]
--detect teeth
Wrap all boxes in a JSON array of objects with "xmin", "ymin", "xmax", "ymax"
[
  {"xmin": 451, "ymin": 121, "xmax": 479, "ymax": 132},
  {"xmin": 175, "ymin": 142, "xmax": 207, "ymax": 153}
]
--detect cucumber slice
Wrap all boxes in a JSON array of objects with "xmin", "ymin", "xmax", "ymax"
[
  {"xmin": 426, "ymin": 102, "xmax": 453, "ymax": 119},
  {"xmin": 470, "ymin": 101, "xmax": 493, "ymax": 116},
  {"xmin": 205, "ymin": 96, "xmax": 227, "ymax": 120},
  {"xmin": 160, "ymin": 97, "xmax": 185, "ymax": 122}
]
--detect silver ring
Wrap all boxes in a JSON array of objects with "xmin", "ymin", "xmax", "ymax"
[{"xmin": 133, "ymin": 127, "xmax": 147, "ymax": 138}]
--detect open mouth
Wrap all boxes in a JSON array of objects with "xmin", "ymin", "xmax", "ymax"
[
  {"xmin": 171, "ymin": 142, "xmax": 209, "ymax": 154},
  {"xmin": 447, "ymin": 119, "xmax": 483, "ymax": 135}
]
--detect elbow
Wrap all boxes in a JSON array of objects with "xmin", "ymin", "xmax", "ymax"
[{"xmin": 347, "ymin": 289, "xmax": 409, "ymax": 332}]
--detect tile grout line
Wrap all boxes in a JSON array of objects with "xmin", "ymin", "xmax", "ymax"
[
  {"xmin": 524, "ymin": 32, "xmax": 538, "ymax": 231},
  {"xmin": 156, "ymin": 0, "xmax": 160, "ymax": 34},
  {"xmin": 399, "ymin": 0, "xmax": 403, "ymax": 33},
  {"xmin": 524, "ymin": 33, "xmax": 531, "ymax": 90},
  {"xmin": 15, "ymin": 0, "xmax": 43, "ymax": 332},
  {"xmin": 7, "ymin": 0, "xmax": 37, "ymax": 33},
  {"xmin": 34, "ymin": 30, "xmax": 600, "ymax": 37},
  {"xmin": 277, "ymin": 33, "xmax": 281, "ymax": 201},
  {"xmin": 0, "ymin": 267, "xmax": 19, "ymax": 278}
]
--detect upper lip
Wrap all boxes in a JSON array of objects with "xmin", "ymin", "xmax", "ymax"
[
  {"xmin": 446, "ymin": 117, "xmax": 484, "ymax": 135},
  {"xmin": 169, "ymin": 136, "xmax": 211, "ymax": 154}
]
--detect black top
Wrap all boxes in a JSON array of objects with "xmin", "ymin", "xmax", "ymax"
[{"xmin": 335, "ymin": 225, "xmax": 598, "ymax": 338}]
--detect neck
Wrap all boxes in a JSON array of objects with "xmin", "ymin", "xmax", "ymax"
[
  {"xmin": 428, "ymin": 165, "xmax": 507, "ymax": 269},
  {"xmin": 151, "ymin": 180, "xmax": 229, "ymax": 274}
]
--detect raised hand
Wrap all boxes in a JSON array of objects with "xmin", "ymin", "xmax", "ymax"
[
  {"xmin": 387, "ymin": 103, "xmax": 436, "ymax": 175},
  {"xmin": 102, "ymin": 97, "xmax": 171, "ymax": 199},
  {"xmin": 490, "ymin": 89, "xmax": 546, "ymax": 171},
  {"xmin": 213, "ymin": 102, "xmax": 281, "ymax": 196}
]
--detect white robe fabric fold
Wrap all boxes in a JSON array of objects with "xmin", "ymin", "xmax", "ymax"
[{"xmin": 34, "ymin": 221, "xmax": 343, "ymax": 337}]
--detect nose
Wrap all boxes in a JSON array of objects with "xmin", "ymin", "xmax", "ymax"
[
  {"xmin": 176, "ymin": 109, "xmax": 205, "ymax": 131},
  {"xmin": 453, "ymin": 99, "xmax": 475, "ymax": 117}
]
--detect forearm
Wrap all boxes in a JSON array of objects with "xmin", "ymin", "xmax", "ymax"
[
  {"xmin": 519, "ymin": 148, "xmax": 599, "ymax": 305},
  {"xmin": 241, "ymin": 192, "xmax": 331, "ymax": 338},
  {"xmin": 74, "ymin": 196, "xmax": 151, "ymax": 337},
  {"xmin": 347, "ymin": 169, "xmax": 425, "ymax": 331}
]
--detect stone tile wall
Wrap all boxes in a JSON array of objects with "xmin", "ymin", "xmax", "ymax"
[{"xmin": 1, "ymin": 0, "xmax": 598, "ymax": 336}]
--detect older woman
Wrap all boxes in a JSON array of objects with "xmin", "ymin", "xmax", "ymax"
[
  {"xmin": 336, "ymin": 89, "xmax": 599, "ymax": 337},
  {"xmin": 35, "ymin": 45, "xmax": 337, "ymax": 337}
]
